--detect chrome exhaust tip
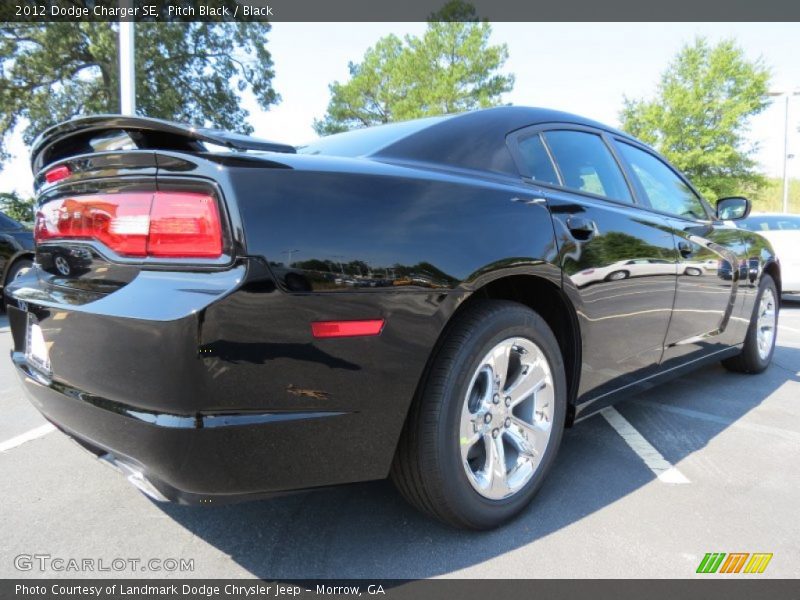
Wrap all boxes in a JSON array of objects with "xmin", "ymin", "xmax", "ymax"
[{"xmin": 99, "ymin": 453, "xmax": 169, "ymax": 502}]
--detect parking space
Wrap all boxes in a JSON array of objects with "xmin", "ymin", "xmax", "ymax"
[{"xmin": 1, "ymin": 297, "xmax": 799, "ymax": 579}]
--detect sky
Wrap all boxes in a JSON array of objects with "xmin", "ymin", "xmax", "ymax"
[{"xmin": 1, "ymin": 22, "xmax": 799, "ymax": 197}]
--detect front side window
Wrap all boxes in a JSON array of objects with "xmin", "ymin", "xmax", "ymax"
[
  {"xmin": 617, "ymin": 142, "xmax": 707, "ymax": 220},
  {"xmin": 543, "ymin": 130, "xmax": 632, "ymax": 203}
]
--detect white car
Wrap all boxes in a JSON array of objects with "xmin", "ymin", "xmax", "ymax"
[
  {"xmin": 571, "ymin": 258, "xmax": 700, "ymax": 287},
  {"xmin": 737, "ymin": 213, "xmax": 800, "ymax": 293}
]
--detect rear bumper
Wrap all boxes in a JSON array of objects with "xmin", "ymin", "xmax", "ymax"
[
  {"xmin": 10, "ymin": 344, "xmax": 348, "ymax": 505},
  {"xmin": 5, "ymin": 261, "xmax": 437, "ymax": 504}
]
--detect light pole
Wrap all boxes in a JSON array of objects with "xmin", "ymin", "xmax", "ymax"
[
  {"xmin": 282, "ymin": 249, "xmax": 299, "ymax": 265},
  {"xmin": 118, "ymin": 3, "xmax": 135, "ymax": 115},
  {"xmin": 767, "ymin": 90, "xmax": 800, "ymax": 213}
]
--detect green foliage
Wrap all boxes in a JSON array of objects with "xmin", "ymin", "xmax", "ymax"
[
  {"xmin": 620, "ymin": 38, "xmax": 770, "ymax": 200},
  {"xmin": 748, "ymin": 177, "xmax": 800, "ymax": 214},
  {"xmin": 313, "ymin": 0, "xmax": 514, "ymax": 135},
  {"xmin": 0, "ymin": 20, "xmax": 279, "ymax": 165},
  {"xmin": 0, "ymin": 190, "xmax": 34, "ymax": 223}
]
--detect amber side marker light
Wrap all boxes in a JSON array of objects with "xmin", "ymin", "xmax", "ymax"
[{"xmin": 311, "ymin": 319, "xmax": 385, "ymax": 338}]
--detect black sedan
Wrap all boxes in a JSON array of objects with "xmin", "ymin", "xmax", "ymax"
[
  {"xmin": 0, "ymin": 210, "xmax": 34, "ymax": 306},
  {"xmin": 6, "ymin": 108, "xmax": 780, "ymax": 529}
]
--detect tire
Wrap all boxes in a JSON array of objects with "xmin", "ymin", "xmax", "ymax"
[
  {"xmin": 6, "ymin": 257, "xmax": 32, "ymax": 282},
  {"xmin": 52, "ymin": 253, "xmax": 72, "ymax": 276},
  {"xmin": 2, "ymin": 258, "xmax": 33, "ymax": 311},
  {"xmin": 605, "ymin": 270, "xmax": 629, "ymax": 281},
  {"xmin": 391, "ymin": 299, "xmax": 567, "ymax": 529},
  {"xmin": 722, "ymin": 274, "xmax": 778, "ymax": 374}
]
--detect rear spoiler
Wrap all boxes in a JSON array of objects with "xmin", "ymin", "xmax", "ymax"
[{"xmin": 31, "ymin": 114, "xmax": 296, "ymax": 174}]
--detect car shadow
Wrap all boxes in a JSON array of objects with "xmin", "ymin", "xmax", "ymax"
[{"xmin": 157, "ymin": 335, "xmax": 800, "ymax": 578}]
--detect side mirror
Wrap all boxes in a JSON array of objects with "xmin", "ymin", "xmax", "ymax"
[{"xmin": 716, "ymin": 196, "xmax": 751, "ymax": 221}]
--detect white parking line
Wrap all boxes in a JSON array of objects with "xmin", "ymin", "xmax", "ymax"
[
  {"xmin": 633, "ymin": 399, "xmax": 800, "ymax": 442},
  {"xmin": 0, "ymin": 424, "xmax": 56, "ymax": 453},
  {"xmin": 601, "ymin": 407, "xmax": 690, "ymax": 484}
]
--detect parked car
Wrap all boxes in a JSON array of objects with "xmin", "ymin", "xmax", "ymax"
[
  {"xmin": 0, "ymin": 210, "xmax": 35, "ymax": 308},
  {"xmin": 736, "ymin": 213, "xmax": 800, "ymax": 294},
  {"xmin": 572, "ymin": 257, "xmax": 702, "ymax": 287},
  {"xmin": 7, "ymin": 108, "xmax": 780, "ymax": 529}
]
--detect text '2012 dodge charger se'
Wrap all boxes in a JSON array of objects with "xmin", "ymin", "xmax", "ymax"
[{"xmin": 6, "ymin": 107, "xmax": 780, "ymax": 529}]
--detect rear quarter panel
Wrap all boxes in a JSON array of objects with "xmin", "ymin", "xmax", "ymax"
[{"xmin": 166, "ymin": 154, "xmax": 562, "ymax": 484}]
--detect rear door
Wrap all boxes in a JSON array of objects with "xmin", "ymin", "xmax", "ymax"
[
  {"xmin": 611, "ymin": 139, "xmax": 748, "ymax": 365},
  {"xmin": 508, "ymin": 126, "xmax": 678, "ymax": 405}
]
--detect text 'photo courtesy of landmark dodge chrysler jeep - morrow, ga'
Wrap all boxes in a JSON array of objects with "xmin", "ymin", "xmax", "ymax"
[{"xmin": 6, "ymin": 107, "xmax": 780, "ymax": 529}]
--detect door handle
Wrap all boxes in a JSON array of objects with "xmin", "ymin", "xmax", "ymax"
[
  {"xmin": 566, "ymin": 216, "xmax": 596, "ymax": 241},
  {"xmin": 678, "ymin": 241, "xmax": 693, "ymax": 257}
]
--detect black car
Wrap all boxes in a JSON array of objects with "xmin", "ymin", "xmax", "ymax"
[
  {"xmin": 7, "ymin": 108, "xmax": 780, "ymax": 529},
  {"xmin": 0, "ymin": 210, "xmax": 34, "ymax": 305}
]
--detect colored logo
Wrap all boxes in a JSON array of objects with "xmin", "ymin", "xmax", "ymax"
[{"xmin": 696, "ymin": 552, "xmax": 773, "ymax": 574}]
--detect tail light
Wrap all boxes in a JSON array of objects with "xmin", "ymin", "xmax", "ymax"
[{"xmin": 34, "ymin": 191, "xmax": 223, "ymax": 259}]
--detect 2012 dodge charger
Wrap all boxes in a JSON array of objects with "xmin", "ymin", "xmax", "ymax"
[{"xmin": 6, "ymin": 107, "xmax": 780, "ymax": 529}]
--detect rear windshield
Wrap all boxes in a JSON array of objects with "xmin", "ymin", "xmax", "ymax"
[
  {"xmin": 297, "ymin": 116, "xmax": 449, "ymax": 157},
  {"xmin": 738, "ymin": 215, "xmax": 800, "ymax": 231}
]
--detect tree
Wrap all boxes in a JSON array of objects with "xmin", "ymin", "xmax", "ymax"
[
  {"xmin": 0, "ymin": 191, "xmax": 34, "ymax": 223},
  {"xmin": 313, "ymin": 0, "xmax": 514, "ymax": 135},
  {"xmin": 0, "ymin": 19, "xmax": 279, "ymax": 165},
  {"xmin": 620, "ymin": 38, "xmax": 770, "ymax": 200}
]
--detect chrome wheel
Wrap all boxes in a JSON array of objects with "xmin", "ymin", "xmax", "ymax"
[
  {"xmin": 54, "ymin": 255, "xmax": 71, "ymax": 276},
  {"xmin": 459, "ymin": 337, "xmax": 554, "ymax": 500},
  {"xmin": 756, "ymin": 287, "xmax": 777, "ymax": 360}
]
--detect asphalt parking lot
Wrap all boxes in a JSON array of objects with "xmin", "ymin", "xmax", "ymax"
[{"xmin": 1, "ymin": 298, "xmax": 799, "ymax": 579}]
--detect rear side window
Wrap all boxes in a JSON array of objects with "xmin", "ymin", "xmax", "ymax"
[
  {"xmin": 0, "ymin": 212, "xmax": 21, "ymax": 230},
  {"xmin": 543, "ymin": 131, "xmax": 632, "ymax": 203},
  {"xmin": 617, "ymin": 142, "xmax": 707, "ymax": 220},
  {"xmin": 516, "ymin": 134, "xmax": 559, "ymax": 185}
]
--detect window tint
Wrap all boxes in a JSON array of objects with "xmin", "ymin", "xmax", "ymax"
[
  {"xmin": 516, "ymin": 134, "xmax": 559, "ymax": 185},
  {"xmin": 738, "ymin": 215, "xmax": 800, "ymax": 231},
  {"xmin": 543, "ymin": 130, "xmax": 632, "ymax": 202},
  {"xmin": 617, "ymin": 142, "xmax": 707, "ymax": 220}
]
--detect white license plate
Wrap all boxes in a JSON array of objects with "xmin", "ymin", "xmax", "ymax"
[{"xmin": 25, "ymin": 314, "xmax": 51, "ymax": 375}]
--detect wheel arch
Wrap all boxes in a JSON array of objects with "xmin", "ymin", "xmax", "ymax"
[
  {"xmin": 763, "ymin": 259, "xmax": 781, "ymax": 297},
  {"xmin": 1, "ymin": 250, "xmax": 35, "ymax": 289},
  {"xmin": 415, "ymin": 273, "xmax": 582, "ymax": 429}
]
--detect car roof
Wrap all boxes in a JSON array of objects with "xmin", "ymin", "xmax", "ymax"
[
  {"xmin": 747, "ymin": 212, "xmax": 800, "ymax": 217},
  {"xmin": 303, "ymin": 106, "xmax": 640, "ymax": 177}
]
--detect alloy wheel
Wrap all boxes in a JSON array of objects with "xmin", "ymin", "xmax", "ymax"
[
  {"xmin": 459, "ymin": 337, "xmax": 554, "ymax": 500},
  {"xmin": 756, "ymin": 287, "xmax": 777, "ymax": 360}
]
